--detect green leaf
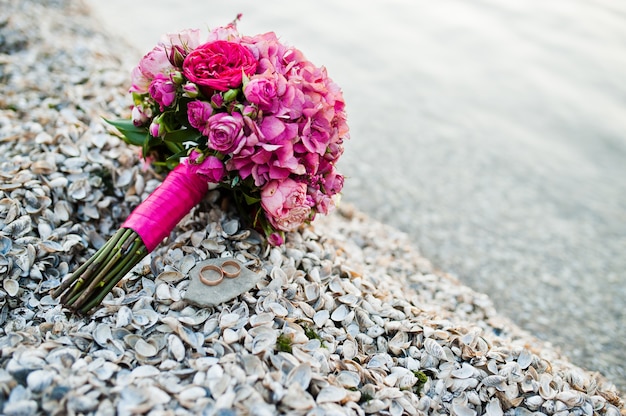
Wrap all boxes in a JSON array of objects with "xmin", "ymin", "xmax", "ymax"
[
  {"xmin": 163, "ymin": 128, "xmax": 203, "ymax": 144},
  {"xmin": 104, "ymin": 118, "xmax": 149, "ymax": 146},
  {"xmin": 243, "ymin": 193, "xmax": 261, "ymax": 205},
  {"xmin": 166, "ymin": 149, "xmax": 187, "ymax": 163}
]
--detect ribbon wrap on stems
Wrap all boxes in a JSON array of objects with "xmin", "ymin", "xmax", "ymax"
[
  {"xmin": 52, "ymin": 163, "xmax": 210, "ymax": 313},
  {"xmin": 123, "ymin": 163, "xmax": 209, "ymax": 251}
]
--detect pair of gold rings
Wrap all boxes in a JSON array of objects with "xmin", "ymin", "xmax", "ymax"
[{"xmin": 199, "ymin": 260, "xmax": 242, "ymax": 286}]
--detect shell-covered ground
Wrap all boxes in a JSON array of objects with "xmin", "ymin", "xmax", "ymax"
[{"xmin": 0, "ymin": 0, "xmax": 623, "ymax": 415}]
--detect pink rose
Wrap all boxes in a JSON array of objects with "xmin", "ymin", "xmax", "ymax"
[
  {"xmin": 182, "ymin": 40, "xmax": 257, "ymax": 92},
  {"xmin": 206, "ymin": 112, "xmax": 245, "ymax": 154},
  {"xmin": 268, "ymin": 232, "xmax": 284, "ymax": 246},
  {"xmin": 261, "ymin": 179, "xmax": 311, "ymax": 232},
  {"xmin": 187, "ymin": 100, "xmax": 213, "ymax": 135},
  {"xmin": 207, "ymin": 23, "xmax": 241, "ymax": 43},
  {"xmin": 149, "ymin": 118, "xmax": 164, "ymax": 138},
  {"xmin": 244, "ymin": 75, "xmax": 280, "ymax": 112},
  {"xmin": 161, "ymin": 29, "xmax": 203, "ymax": 67},
  {"xmin": 130, "ymin": 45, "xmax": 174, "ymax": 94},
  {"xmin": 322, "ymin": 168, "xmax": 344, "ymax": 195},
  {"xmin": 186, "ymin": 150, "xmax": 225, "ymax": 183},
  {"xmin": 131, "ymin": 105, "xmax": 151, "ymax": 127},
  {"xmin": 149, "ymin": 74, "xmax": 177, "ymax": 110}
]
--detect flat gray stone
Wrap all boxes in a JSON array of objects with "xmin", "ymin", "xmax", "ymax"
[{"xmin": 184, "ymin": 258, "xmax": 261, "ymax": 307}]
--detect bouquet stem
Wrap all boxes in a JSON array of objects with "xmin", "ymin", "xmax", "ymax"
[
  {"xmin": 51, "ymin": 228, "xmax": 148, "ymax": 313},
  {"xmin": 52, "ymin": 163, "xmax": 209, "ymax": 313}
]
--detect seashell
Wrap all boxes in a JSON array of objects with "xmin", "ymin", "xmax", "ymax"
[
  {"xmin": 26, "ymin": 369, "xmax": 55, "ymax": 393},
  {"xmin": 178, "ymin": 308, "xmax": 211, "ymax": 326},
  {"xmin": 287, "ymin": 363, "xmax": 312, "ymax": 390},
  {"xmin": 362, "ymin": 399, "xmax": 387, "ymax": 413},
  {"xmin": 235, "ymin": 355, "xmax": 261, "ymax": 380},
  {"xmin": 330, "ymin": 304, "xmax": 350, "ymax": 322},
  {"xmin": 223, "ymin": 328, "xmax": 239, "ymax": 344},
  {"xmin": 93, "ymin": 323, "xmax": 112, "ymax": 347},
  {"xmin": 313, "ymin": 310, "xmax": 330, "ymax": 327},
  {"xmin": 0, "ymin": 236, "xmax": 13, "ymax": 255},
  {"xmin": 538, "ymin": 374, "xmax": 556, "ymax": 399},
  {"xmin": 2, "ymin": 399, "xmax": 38, "ymax": 416},
  {"xmin": 525, "ymin": 395, "xmax": 544, "ymax": 411},
  {"xmin": 134, "ymin": 339, "xmax": 158, "ymax": 357},
  {"xmin": 267, "ymin": 302, "xmax": 288, "ymax": 318},
  {"xmin": 388, "ymin": 330, "xmax": 409, "ymax": 355},
  {"xmin": 340, "ymin": 339, "xmax": 358, "ymax": 360},
  {"xmin": 3, "ymin": 216, "xmax": 32, "ymax": 237},
  {"xmin": 130, "ymin": 365, "xmax": 160, "ymax": 379},
  {"xmin": 337, "ymin": 293, "xmax": 359, "ymax": 307},
  {"xmin": 115, "ymin": 306, "xmax": 133, "ymax": 328},
  {"xmin": 304, "ymin": 283, "xmax": 320, "ymax": 301},
  {"xmin": 336, "ymin": 370, "xmax": 361, "ymax": 389},
  {"xmin": 115, "ymin": 168, "xmax": 134, "ymax": 188},
  {"xmin": 423, "ymin": 338, "xmax": 445, "ymax": 360},
  {"xmin": 480, "ymin": 374, "xmax": 506, "ymax": 389},
  {"xmin": 3, "ymin": 279, "xmax": 19, "ymax": 297},
  {"xmin": 452, "ymin": 363, "xmax": 476, "ymax": 379},
  {"xmin": 517, "ymin": 348, "xmax": 533, "ymax": 369},
  {"xmin": 484, "ymin": 398, "xmax": 503, "ymax": 416},
  {"xmin": 220, "ymin": 312, "xmax": 243, "ymax": 329},
  {"xmin": 452, "ymin": 401, "xmax": 477, "ymax": 416},
  {"xmin": 166, "ymin": 334, "xmax": 186, "ymax": 362},
  {"xmin": 555, "ymin": 390, "xmax": 586, "ymax": 407},
  {"xmin": 132, "ymin": 308, "xmax": 159, "ymax": 328},
  {"xmin": 30, "ymin": 159, "xmax": 56, "ymax": 174},
  {"xmin": 67, "ymin": 177, "xmax": 90, "ymax": 200},
  {"xmin": 316, "ymin": 386, "xmax": 347, "ymax": 404},
  {"xmin": 250, "ymin": 327, "xmax": 277, "ymax": 354},
  {"xmin": 366, "ymin": 325, "xmax": 384, "ymax": 338},
  {"xmin": 367, "ymin": 353, "xmax": 392, "ymax": 370},
  {"xmin": 222, "ymin": 219, "xmax": 239, "ymax": 235}
]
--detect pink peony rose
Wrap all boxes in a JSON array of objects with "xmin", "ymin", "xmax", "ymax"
[
  {"xmin": 187, "ymin": 100, "xmax": 213, "ymax": 135},
  {"xmin": 182, "ymin": 40, "xmax": 257, "ymax": 92},
  {"xmin": 206, "ymin": 112, "xmax": 245, "ymax": 154},
  {"xmin": 186, "ymin": 150, "xmax": 225, "ymax": 182},
  {"xmin": 261, "ymin": 179, "xmax": 311, "ymax": 232},
  {"xmin": 149, "ymin": 74, "xmax": 177, "ymax": 110}
]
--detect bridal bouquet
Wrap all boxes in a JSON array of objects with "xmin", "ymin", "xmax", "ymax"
[{"xmin": 53, "ymin": 20, "xmax": 349, "ymax": 313}]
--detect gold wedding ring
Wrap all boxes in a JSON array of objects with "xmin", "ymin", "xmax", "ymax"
[
  {"xmin": 221, "ymin": 260, "xmax": 241, "ymax": 278},
  {"xmin": 199, "ymin": 264, "xmax": 224, "ymax": 286}
]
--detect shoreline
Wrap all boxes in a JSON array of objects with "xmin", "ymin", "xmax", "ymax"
[{"xmin": 0, "ymin": 0, "xmax": 623, "ymax": 414}]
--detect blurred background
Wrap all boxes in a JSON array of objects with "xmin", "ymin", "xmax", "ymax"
[{"xmin": 85, "ymin": 0, "xmax": 626, "ymax": 390}]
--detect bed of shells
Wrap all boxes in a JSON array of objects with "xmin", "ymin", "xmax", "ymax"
[{"xmin": 1, "ymin": 0, "xmax": 624, "ymax": 415}]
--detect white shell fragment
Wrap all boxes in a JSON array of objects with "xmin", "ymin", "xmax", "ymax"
[{"xmin": 0, "ymin": 1, "xmax": 623, "ymax": 415}]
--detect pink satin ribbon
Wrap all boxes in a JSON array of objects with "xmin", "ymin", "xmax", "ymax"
[{"xmin": 122, "ymin": 163, "xmax": 208, "ymax": 252}]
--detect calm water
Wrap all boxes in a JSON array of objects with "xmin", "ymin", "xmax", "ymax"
[{"xmin": 86, "ymin": 0, "xmax": 626, "ymax": 390}]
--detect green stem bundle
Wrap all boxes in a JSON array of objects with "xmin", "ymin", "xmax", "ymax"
[{"xmin": 52, "ymin": 228, "xmax": 148, "ymax": 314}]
